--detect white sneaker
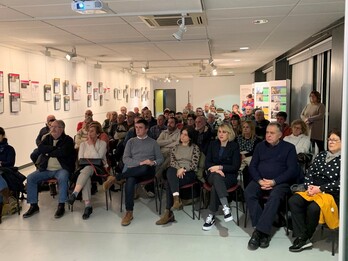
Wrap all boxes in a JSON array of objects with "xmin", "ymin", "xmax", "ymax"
[
  {"xmin": 222, "ymin": 205, "xmax": 233, "ymax": 222},
  {"xmin": 202, "ymin": 214, "xmax": 215, "ymax": 231}
]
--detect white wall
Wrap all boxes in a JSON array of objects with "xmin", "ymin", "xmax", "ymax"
[
  {"xmin": 152, "ymin": 74, "xmax": 253, "ymax": 112},
  {"xmin": 0, "ymin": 46, "xmax": 152, "ymax": 166}
]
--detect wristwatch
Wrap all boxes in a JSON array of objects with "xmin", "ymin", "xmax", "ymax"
[{"xmin": 153, "ymin": 160, "xmax": 157, "ymax": 166}]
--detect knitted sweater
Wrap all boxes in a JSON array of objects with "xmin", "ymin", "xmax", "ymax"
[
  {"xmin": 249, "ymin": 140, "xmax": 298, "ymax": 185},
  {"xmin": 170, "ymin": 143, "xmax": 200, "ymax": 171},
  {"xmin": 123, "ymin": 136, "xmax": 164, "ymax": 168}
]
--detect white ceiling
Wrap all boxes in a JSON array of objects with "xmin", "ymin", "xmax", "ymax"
[{"xmin": 0, "ymin": 0, "xmax": 344, "ymax": 80}]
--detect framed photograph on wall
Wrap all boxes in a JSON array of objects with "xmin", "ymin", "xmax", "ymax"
[
  {"xmin": 54, "ymin": 94, "xmax": 61, "ymax": 110},
  {"xmin": 0, "ymin": 71, "xmax": 3, "ymax": 92},
  {"xmin": 93, "ymin": 88, "xmax": 98, "ymax": 100},
  {"xmin": 0, "ymin": 93, "xmax": 4, "ymax": 113},
  {"xmin": 10, "ymin": 93, "xmax": 21, "ymax": 112},
  {"xmin": 87, "ymin": 81, "xmax": 92, "ymax": 94},
  {"xmin": 8, "ymin": 73, "xmax": 20, "ymax": 93},
  {"xmin": 72, "ymin": 84, "xmax": 81, "ymax": 100},
  {"xmin": 87, "ymin": 94, "xmax": 92, "ymax": 107},
  {"xmin": 63, "ymin": 80, "xmax": 69, "ymax": 95},
  {"xmin": 99, "ymin": 95, "xmax": 103, "ymax": 106},
  {"xmin": 53, "ymin": 78, "xmax": 60, "ymax": 93},
  {"xmin": 117, "ymin": 89, "xmax": 122, "ymax": 100},
  {"xmin": 64, "ymin": 96, "xmax": 70, "ymax": 111},
  {"xmin": 98, "ymin": 82, "xmax": 103, "ymax": 94},
  {"xmin": 44, "ymin": 84, "xmax": 52, "ymax": 101}
]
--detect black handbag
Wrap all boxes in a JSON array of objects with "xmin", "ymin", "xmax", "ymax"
[
  {"xmin": 78, "ymin": 158, "xmax": 103, "ymax": 167},
  {"xmin": 0, "ymin": 167, "xmax": 26, "ymax": 192}
]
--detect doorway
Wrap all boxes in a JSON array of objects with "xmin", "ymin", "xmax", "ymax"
[{"xmin": 154, "ymin": 89, "xmax": 176, "ymax": 117}]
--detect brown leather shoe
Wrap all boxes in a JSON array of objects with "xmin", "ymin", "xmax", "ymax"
[
  {"xmin": 156, "ymin": 209, "xmax": 175, "ymax": 225},
  {"xmin": 171, "ymin": 195, "xmax": 183, "ymax": 210},
  {"xmin": 121, "ymin": 211, "xmax": 133, "ymax": 226},
  {"xmin": 102, "ymin": 176, "xmax": 116, "ymax": 191}
]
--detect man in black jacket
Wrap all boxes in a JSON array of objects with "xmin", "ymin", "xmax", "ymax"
[{"xmin": 23, "ymin": 120, "xmax": 75, "ymax": 219}]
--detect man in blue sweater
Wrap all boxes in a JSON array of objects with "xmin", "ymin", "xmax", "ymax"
[
  {"xmin": 245, "ymin": 122, "xmax": 298, "ymax": 250},
  {"xmin": 118, "ymin": 119, "xmax": 163, "ymax": 226}
]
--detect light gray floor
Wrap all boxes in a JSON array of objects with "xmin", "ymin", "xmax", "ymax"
[{"xmin": 0, "ymin": 166, "xmax": 338, "ymax": 261}]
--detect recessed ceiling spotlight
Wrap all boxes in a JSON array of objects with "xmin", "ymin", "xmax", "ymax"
[
  {"xmin": 234, "ymin": 59, "xmax": 241, "ymax": 62},
  {"xmin": 239, "ymin": 46, "xmax": 249, "ymax": 50},
  {"xmin": 253, "ymin": 19, "xmax": 268, "ymax": 24}
]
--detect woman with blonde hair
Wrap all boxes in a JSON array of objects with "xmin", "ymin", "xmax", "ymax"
[
  {"xmin": 236, "ymin": 120, "xmax": 262, "ymax": 172},
  {"xmin": 68, "ymin": 122, "xmax": 107, "ymax": 219},
  {"xmin": 202, "ymin": 124, "xmax": 240, "ymax": 230}
]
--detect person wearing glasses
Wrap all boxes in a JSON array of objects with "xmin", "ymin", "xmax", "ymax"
[
  {"xmin": 23, "ymin": 120, "xmax": 75, "ymax": 219},
  {"xmin": 288, "ymin": 129, "xmax": 341, "ymax": 252}
]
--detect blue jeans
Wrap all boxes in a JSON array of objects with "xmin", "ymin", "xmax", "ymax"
[
  {"xmin": 26, "ymin": 169, "xmax": 69, "ymax": 204},
  {"xmin": 0, "ymin": 175, "xmax": 8, "ymax": 204}
]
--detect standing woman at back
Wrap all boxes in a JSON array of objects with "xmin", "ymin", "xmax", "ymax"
[{"xmin": 300, "ymin": 91, "xmax": 325, "ymax": 152}]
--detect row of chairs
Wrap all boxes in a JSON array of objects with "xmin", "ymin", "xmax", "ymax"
[{"xmin": 39, "ymin": 163, "xmax": 338, "ymax": 256}]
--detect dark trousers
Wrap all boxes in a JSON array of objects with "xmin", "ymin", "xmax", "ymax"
[
  {"xmin": 120, "ymin": 165, "xmax": 155, "ymax": 211},
  {"xmin": 244, "ymin": 180, "xmax": 290, "ymax": 235},
  {"xmin": 288, "ymin": 193, "xmax": 320, "ymax": 239},
  {"xmin": 165, "ymin": 167, "xmax": 196, "ymax": 210},
  {"xmin": 206, "ymin": 171, "xmax": 237, "ymax": 213},
  {"xmin": 311, "ymin": 139, "xmax": 324, "ymax": 152}
]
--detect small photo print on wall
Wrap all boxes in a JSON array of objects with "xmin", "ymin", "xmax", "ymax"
[
  {"xmin": 44, "ymin": 84, "xmax": 52, "ymax": 101},
  {"xmin": 93, "ymin": 88, "xmax": 98, "ymax": 100},
  {"xmin": 87, "ymin": 94, "xmax": 92, "ymax": 107},
  {"xmin": 0, "ymin": 93, "xmax": 4, "ymax": 113},
  {"xmin": 54, "ymin": 94, "xmax": 61, "ymax": 110},
  {"xmin": 98, "ymin": 82, "xmax": 103, "ymax": 94},
  {"xmin": 10, "ymin": 93, "xmax": 21, "ymax": 112},
  {"xmin": 99, "ymin": 95, "xmax": 103, "ymax": 106},
  {"xmin": 53, "ymin": 78, "xmax": 60, "ymax": 93},
  {"xmin": 87, "ymin": 81, "xmax": 92, "ymax": 94},
  {"xmin": 72, "ymin": 84, "xmax": 81, "ymax": 100},
  {"xmin": 8, "ymin": 73, "xmax": 20, "ymax": 93},
  {"xmin": 64, "ymin": 96, "xmax": 70, "ymax": 111},
  {"xmin": 0, "ymin": 71, "xmax": 3, "ymax": 92},
  {"xmin": 104, "ymin": 88, "xmax": 110, "ymax": 101},
  {"xmin": 63, "ymin": 80, "xmax": 70, "ymax": 95}
]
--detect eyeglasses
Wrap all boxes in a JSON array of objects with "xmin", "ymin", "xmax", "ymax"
[
  {"xmin": 50, "ymin": 126, "xmax": 63, "ymax": 129},
  {"xmin": 327, "ymin": 139, "xmax": 341, "ymax": 143}
]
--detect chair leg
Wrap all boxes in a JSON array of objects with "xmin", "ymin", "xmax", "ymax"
[
  {"xmin": 191, "ymin": 185, "xmax": 195, "ymax": 220},
  {"xmin": 105, "ymin": 190, "xmax": 108, "ymax": 211},
  {"xmin": 154, "ymin": 178, "xmax": 158, "ymax": 213},
  {"xmin": 234, "ymin": 189, "xmax": 239, "ymax": 226},
  {"xmin": 120, "ymin": 184, "xmax": 124, "ymax": 212},
  {"xmin": 198, "ymin": 187, "xmax": 203, "ymax": 220}
]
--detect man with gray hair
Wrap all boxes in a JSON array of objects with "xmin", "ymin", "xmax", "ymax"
[
  {"xmin": 23, "ymin": 120, "xmax": 75, "ymax": 219},
  {"xmin": 245, "ymin": 122, "xmax": 298, "ymax": 250},
  {"xmin": 254, "ymin": 109, "xmax": 270, "ymax": 140}
]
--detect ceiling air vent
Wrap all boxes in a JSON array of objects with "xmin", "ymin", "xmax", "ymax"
[{"xmin": 140, "ymin": 13, "xmax": 206, "ymax": 28}]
